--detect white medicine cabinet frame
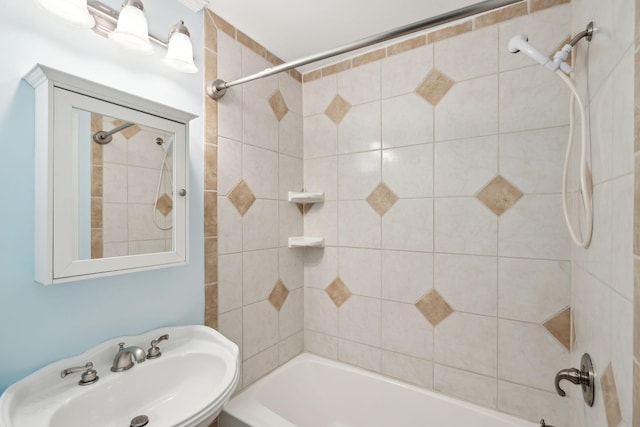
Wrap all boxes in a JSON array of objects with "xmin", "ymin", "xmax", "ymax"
[{"xmin": 25, "ymin": 64, "xmax": 196, "ymax": 285}]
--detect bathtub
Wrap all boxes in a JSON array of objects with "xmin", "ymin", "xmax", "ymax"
[{"xmin": 220, "ymin": 353, "xmax": 539, "ymax": 427}]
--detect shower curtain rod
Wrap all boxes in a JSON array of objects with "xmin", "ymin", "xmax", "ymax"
[{"xmin": 206, "ymin": 0, "xmax": 524, "ymax": 100}]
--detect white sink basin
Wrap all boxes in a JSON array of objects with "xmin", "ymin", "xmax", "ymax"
[{"xmin": 0, "ymin": 325, "xmax": 239, "ymax": 427}]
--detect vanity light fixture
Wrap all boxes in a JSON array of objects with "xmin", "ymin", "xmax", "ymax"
[
  {"xmin": 108, "ymin": 0, "xmax": 153, "ymax": 55},
  {"xmin": 162, "ymin": 21, "xmax": 198, "ymax": 73},
  {"xmin": 36, "ymin": 0, "xmax": 95, "ymax": 28},
  {"xmin": 36, "ymin": 0, "xmax": 198, "ymax": 73}
]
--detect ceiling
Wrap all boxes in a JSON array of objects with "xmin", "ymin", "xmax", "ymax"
[{"xmin": 205, "ymin": 0, "xmax": 481, "ymax": 72}]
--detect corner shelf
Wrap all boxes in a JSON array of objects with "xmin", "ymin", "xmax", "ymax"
[
  {"xmin": 287, "ymin": 191, "xmax": 325, "ymax": 249},
  {"xmin": 288, "ymin": 191, "xmax": 324, "ymax": 204},
  {"xmin": 288, "ymin": 236, "xmax": 325, "ymax": 248}
]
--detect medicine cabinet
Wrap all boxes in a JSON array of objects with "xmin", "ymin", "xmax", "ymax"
[{"xmin": 25, "ymin": 65, "xmax": 196, "ymax": 285}]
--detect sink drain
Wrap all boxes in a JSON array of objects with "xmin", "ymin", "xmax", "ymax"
[{"xmin": 130, "ymin": 415, "xmax": 149, "ymax": 427}]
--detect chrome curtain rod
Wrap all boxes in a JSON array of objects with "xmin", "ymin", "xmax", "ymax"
[{"xmin": 206, "ymin": 0, "xmax": 524, "ymax": 100}]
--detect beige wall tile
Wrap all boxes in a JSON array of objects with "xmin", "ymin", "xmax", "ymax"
[
  {"xmin": 352, "ymin": 48, "xmax": 386, "ymax": 68},
  {"xmin": 634, "ymin": 361, "xmax": 640, "ymax": 427},
  {"xmin": 427, "ymin": 21, "xmax": 472, "ymax": 44},
  {"xmin": 473, "ymin": 3, "xmax": 527, "ymax": 29},
  {"xmin": 204, "ymin": 191, "xmax": 217, "ymax": 238},
  {"xmin": 237, "ymin": 30, "xmax": 267, "ymax": 59},
  {"xmin": 322, "ymin": 60, "xmax": 351, "ymax": 77},
  {"xmin": 416, "ymin": 69, "xmax": 454, "ymax": 106},
  {"xmin": 602, "ymin": 364, "xmax": 623, "ymax": 427},
  {"xmin": 302, "ymin": 69, "xmax": 322, "ymax": 83},
  {"xmin": 228, "ymin": 180, "xmax": 256, "ymax": 216},
  {"xmin": 366, "ymin": 183, "xmax": 398, "ymax": 217},
  {"xmin": 325, "ymin": 95, "xmax": 351, "ymax": 125},
  {"xmin": 415, "ymin": 290, "xmax": 453, "ymax": 327},
  {"xmin": 204, "ymin": 10, "xmax": 217, "ymax": 52},
  {"xmin": 268, "ymin": 280, "xmax": 289, "ymax": 311},
  {"xmin": 91, "ymin": 165, "xmax": 102, "ymax": 197},
  {"xmin": 386, "ymin": 36, "xmax": 426, "ymax": 56},
  {"xmin": 204, "ymin": 237, "xmax": 218, "ymax": 284},
  {"xmin": 635, "ymin": 155, "xmax": 640, "ymax": 255},
  {"xmin": 476, "ymin": 175, "xmax": 523, "ymax": 216},
  {"xmin": 204, "ymin": 143, "xmax": 217, "ymax": 191},
  {"xmin": 529, "ymin": 0, "xmax": 571, "ymax": 13},
  {"xmin": 91, "ymin": 197, "xmax": 102, "ymax": 229},
  {"xmin": 211, "ymin": 12, "xmax": 235, "ymax": 38},
  {"xmin": 635, "ymin": 50, "xmax": 640, "ymax": 152},
  {"xmin": 205, "ymin": 283, "xmax": 218, "ymax": 329},
  {"xmin": 268, "ymin": 90, "xmax": 289, "ymax": 121},
  {"xmin": 325, "ymin": 278, "xmax": 352, "ymax": 308},
  {"xmin": 635, "ymin": 257, "xmax": 640, "ymax": 360},
  {"xmin": 543, "ymin": 308, "xmax": 571, "ymax": 350},
  {"xmin": 91, "ymin": 229, "xmax": 103, "ymax": 259}
]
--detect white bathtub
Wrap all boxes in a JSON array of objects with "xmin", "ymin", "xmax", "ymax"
[{"xmin": 220, "ymin": 353, "xmax": 539, "ymax": 427}]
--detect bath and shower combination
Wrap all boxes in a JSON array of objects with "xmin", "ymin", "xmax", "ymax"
[{"xmin": 508, "ymin": 23, "xmax": 595, "ymax": 248}]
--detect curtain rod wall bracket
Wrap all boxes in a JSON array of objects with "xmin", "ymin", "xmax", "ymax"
[
  {"xmin": 206, "ymin": 79, "xmax": 228, "ymax": 100},
  {"xmin": 205, "ymin": 0, "xmax": 524, "ymax": 100}
]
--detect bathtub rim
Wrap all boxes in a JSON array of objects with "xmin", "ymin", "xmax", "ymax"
[{"xmin": 222, "ymin": 352, "xmax": 541, "ymax": 427}]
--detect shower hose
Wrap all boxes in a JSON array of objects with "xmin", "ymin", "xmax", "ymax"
[{"xmin": 555, "ymin": 69, "xmax": 593, "ymax": 248}]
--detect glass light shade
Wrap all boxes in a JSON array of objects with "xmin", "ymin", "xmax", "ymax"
[
  {"xmin": 108, "ymin": 5, "xmax": 153, "ymax": 55},
  {"xmin": 163, "ymin": 32, "xmax": 198, "ymax": 73},
  {"xmin": 36, "ymin": 0, "xmax": 95, "ymax": 28}
]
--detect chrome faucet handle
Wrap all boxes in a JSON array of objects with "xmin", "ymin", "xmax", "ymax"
[
  {"xmin": 554, "ymin": 353, "xmax": 595, "ymax": 406},
  {"xmin": 147, "ymin": 334, "xmax": 169, "ymax": 359},
  {"xmin": 60, "ymin": 362, "xmax": 99, "ymax": 386}
]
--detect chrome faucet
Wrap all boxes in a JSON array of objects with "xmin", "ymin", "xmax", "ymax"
[{"xmin": 111, "ymin": 342, "xmax": 147, "ymax": 372}]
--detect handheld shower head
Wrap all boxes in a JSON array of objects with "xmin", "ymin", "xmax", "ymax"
[
  {"xmin": 508, "ymin": 34, "xmax": 573, "ymax": 74},
  {"xmin": 508, "ymin": 34, "xmax": 552, "ymax": 66}
]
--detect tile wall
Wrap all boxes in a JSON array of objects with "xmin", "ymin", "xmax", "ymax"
[
  {"xmin": 568, "ymin": 0, "xmax": 637, "ymax": 426},
  {"xmin": 302, "ymin": 3, "xmax": 573, "ymax": 424},
  {"xmin": 207, "ymin": 0, "xmax": 639, "ymax": 425},
  {"xmin": 206, "ymin": 11, "xmax": 306, "ymax": 390},
  {"xmin": 94, "ymin": 116, "xmax": 174, "ymax": 257}
]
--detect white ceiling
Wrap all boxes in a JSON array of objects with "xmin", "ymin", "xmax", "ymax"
[{"xmin": 205, "ymin": 0, "xmax": 481, "ymax": 71}]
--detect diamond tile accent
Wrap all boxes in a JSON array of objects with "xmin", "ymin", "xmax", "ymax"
[
  {"xmin": 601, "ymin": 363, "xmax": 623, "ymax": 427},
  {"xmin": 268, "ymin": 280, "xmax": 289, "ymax": 311},
  {"xmin": 416, "ymin": 69, "xmax": 454, "ymax": 106},
  {"xmin": 269, "ymin": 90, "xmax": 289, "ymax": 121},
  {"xmin": 415, "ymin": 290, "xmax": 453, "ymax": 326},
  {"xmin": 325, "ymin": 278, "xmax": 352, "ymax": 308},
  {"xmin": 325, "ymin": 95, "xmax": 351, "ymax": 125},
  {"xmin": 228, "ymin": 180, "xmax": 256, "ymax": 216},
  {"xmin": 113, "ymin": 119, "xmax": 141, "ymax": 139},
  {"xmin": 155, "ymin": 193, "xmax": 173, "ymax": 216},
  {"xmin": 543, "ymin": 307, "xmax": 571, "ymax": 350},
  {"xmin": 476, "ymin": 175, "xmax": 523, "ymax": 216},
  {"xmin": 367, "ymin": 183, "xmax": 398, "ymax": 216}
]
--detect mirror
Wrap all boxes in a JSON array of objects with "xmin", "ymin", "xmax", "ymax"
[
  {"xmin": 25, "ymin": 65, "xmax": 195, "ymax": 285},
  {"xmin": 78, "ymin": 109, "xmax": 175, "ymax": 259}
]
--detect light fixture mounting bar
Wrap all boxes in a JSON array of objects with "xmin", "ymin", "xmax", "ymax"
[{"xmin": 86, "ymin": 0, "xmax": 168, "ymax": 48}]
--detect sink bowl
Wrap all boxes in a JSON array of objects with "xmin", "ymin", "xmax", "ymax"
[{"xmin": 0, "ymin": 325, "xmax": 239, "ymax": 427}]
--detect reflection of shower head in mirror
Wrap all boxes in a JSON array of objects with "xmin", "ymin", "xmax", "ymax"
[{"xmin": 155, "ymin": 136, "xmax": 174, "ymax": 154}]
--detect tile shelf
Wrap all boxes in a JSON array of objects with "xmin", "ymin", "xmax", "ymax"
[
  {"xmin": 287, "ymin": 191, "xmax": 324, "ymax": 203},
  {"xmin": 287, "ymin": 192, "xmax": 325, "ymax": 248},
  {"xmin": 288, "ymin": 236, "xmax": 325, "ymax": 248}
]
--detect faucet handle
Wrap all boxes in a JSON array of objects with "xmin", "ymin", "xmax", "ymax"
[
  {"xmin": 554, "ymin": 353, "xmax": 595, "ymax": 406},
  {"xmin": 147, "ymin": 334, "xmax": 169, "ymax": 359},
  {"xmin": 61, "ymin": 362, "xmax": 99, "ymax": 386}
]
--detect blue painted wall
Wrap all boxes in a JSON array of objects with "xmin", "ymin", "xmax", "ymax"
[{"xmin": 0, "ymin": 1, "xmax": 205, "ymax": 393}]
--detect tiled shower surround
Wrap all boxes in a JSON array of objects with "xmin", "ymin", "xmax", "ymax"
[
  {"xmin": 207, "ymin": 1, "xmax": 636, "ymax": 425},
  {"xmin": 302, "ymin": 4, "xmax": 571, "ymax": 424}
]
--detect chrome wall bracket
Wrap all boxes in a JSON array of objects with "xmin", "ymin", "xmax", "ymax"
[{"xmin": 554, "ymin": 353, "xmax": 595, "ymax": 406}]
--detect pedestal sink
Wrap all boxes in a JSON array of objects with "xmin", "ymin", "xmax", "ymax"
[{"xmin": 0, "ymin": 325, "xmax": 239, "ymax": 427}]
